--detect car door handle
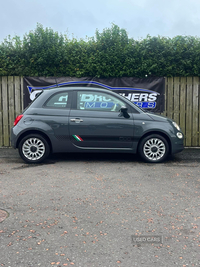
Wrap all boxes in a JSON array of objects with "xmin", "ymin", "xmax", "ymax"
[{"xmin": 70, "ymin": 118, "xmax": 83, "ymax": 123}]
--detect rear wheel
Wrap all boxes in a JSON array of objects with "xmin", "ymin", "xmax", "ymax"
[
  {"xmin": 138, "ymin": 134, "xmax": 169, "ymax": 163},
  {"xmin": 18, "ymin": 134, "xmax": 50, "ymax": 163}
]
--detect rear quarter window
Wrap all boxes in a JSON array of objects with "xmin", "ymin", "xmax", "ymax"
[{"xmin": 44, "ymin": 92, "xmax": 69, "ymax": 108}]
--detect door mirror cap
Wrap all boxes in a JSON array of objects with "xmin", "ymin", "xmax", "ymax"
[
  {"xmin": 119, "ymin": 106, "xmax": 130, "ymax": 118},
  {"xmin": 121, "ymin": 106, "xmax": 128, "ymax": 112}
]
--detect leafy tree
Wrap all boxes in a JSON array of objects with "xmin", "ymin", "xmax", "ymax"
[{"xmin": 1, "ymin": 23, "xmax": 200, "ymax": 77}]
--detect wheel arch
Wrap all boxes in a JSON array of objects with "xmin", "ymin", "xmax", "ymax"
[
  {"xmin": 16, "ymin": 130, "xmax": 52, "ymax": 152},
  {"xmin": 137, "ymin": 131, "xmax": 172, "ymax": 154}
]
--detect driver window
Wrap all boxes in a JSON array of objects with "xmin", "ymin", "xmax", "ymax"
[{"xmin": 77, "ymin": 91, "xmax": 125, "ymax": 112}]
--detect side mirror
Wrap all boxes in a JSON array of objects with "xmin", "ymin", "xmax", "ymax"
[{"xmin": 119, "ymin": 106, "xmax": 130, "ymax": 118}]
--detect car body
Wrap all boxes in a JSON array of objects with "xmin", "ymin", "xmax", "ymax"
[{"xmin": 10, "ymin": 86, "xmax": 184, "ymax": 163}]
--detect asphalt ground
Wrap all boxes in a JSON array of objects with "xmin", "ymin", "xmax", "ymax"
[{"xmin": 0, "ymin": 148, "xmax": 200, "ymax": 267}]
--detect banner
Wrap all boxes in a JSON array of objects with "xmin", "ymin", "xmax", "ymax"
[{"xmin": 23, "ymin": 77, "xmax": 165, "ymax": 112}]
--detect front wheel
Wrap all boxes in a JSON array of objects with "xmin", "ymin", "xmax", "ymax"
[
  {"xmin": 18, "ymin": 134, "xmax": 50, "ymax": 163},
  {"xmin": 138, "ymin": 134, "xmax": 169, "ymax": 163}
]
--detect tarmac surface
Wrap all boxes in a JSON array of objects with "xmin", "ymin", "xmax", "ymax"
[{"xmin": 0, "ymin": 147, "xmax": 200, "ymax": 267}]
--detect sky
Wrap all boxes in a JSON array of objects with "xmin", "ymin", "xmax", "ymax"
[{"xmin": 1, "ymin": 0, "xmax": 200, "ymax": 42}]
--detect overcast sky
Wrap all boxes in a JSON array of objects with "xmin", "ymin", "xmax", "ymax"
[{"xmin": 1, "ymin": 0, "xmax": 200, "ymax": 42}]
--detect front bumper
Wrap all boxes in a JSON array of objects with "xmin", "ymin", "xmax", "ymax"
[{"xmin": 171, "ymin": 136, "xmax": 184, "ymax": 154}]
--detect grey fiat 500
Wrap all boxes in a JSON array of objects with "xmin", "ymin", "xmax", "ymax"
[{"xmin": 11, "ymin": 87, "xmax": 184, "ymax": 163}]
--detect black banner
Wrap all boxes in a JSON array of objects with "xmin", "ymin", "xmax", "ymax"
[{"xmin": 23, "ymin": 77, "xmax": 165, "ymax": 112}]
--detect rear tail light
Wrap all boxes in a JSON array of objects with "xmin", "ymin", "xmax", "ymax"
[{"xmin": 14, "ymin": 114, "xmax": 23, "ymax": 126}]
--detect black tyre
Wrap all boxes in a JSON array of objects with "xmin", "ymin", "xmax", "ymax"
[
  {"xmin": 138, "ymin": 134, "xmax": 169, "ymax": 163},
  {"xmin": 18, "ymin": 134, "xmax": 50, "ymax": 163}
]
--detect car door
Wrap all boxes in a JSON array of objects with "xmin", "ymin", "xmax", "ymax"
[
  {"xmin": 41, "ymin": 90, "xmax": 72, "ymax": 151},
  {"xmin": 69, "ymin": 90, "xmax": 134, "ymax": 149}
]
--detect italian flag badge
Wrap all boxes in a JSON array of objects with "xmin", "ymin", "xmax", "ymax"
[{"xmin": 73, "ymin": 135, "xmax": 83, "ymax": 141}]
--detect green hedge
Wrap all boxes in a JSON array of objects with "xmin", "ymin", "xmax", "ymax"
[{"xmin": 1, "ymin": 23, "xmax": 200, "ymax": 77}]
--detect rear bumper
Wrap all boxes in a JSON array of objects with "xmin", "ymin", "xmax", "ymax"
[{"xmin": 10, "ymin": 127, "xmax": 17, "ymax": 148}]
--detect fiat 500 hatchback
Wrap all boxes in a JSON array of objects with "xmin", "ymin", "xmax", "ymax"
[{"xmin": 11, "ymin": 87, "xmax": 184, "ymax": 163}]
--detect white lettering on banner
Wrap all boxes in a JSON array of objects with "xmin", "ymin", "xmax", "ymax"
[
  {"xmin": 81, "ymin": 94, "xmax": 94, "ymax": 101},
  {"xmin": 81, "ymin": 94, "xmax": 112, "ymax": 102},
  {"xmin": 100, "ymin": 102, "xmax": 108, "ymax": 108},
  {"xmin": 103, "ymin": 96, "xmax": 112, "ymax": 101},
  {"xmin": 120, "ymin": 93, "xmax": 158, "ymax": 102},
  {"xmin": 148, "ymin": 93, "xmax": 157, "ymax": 101},
  {"xmin": 138, "ymin": 93, "xmax": 148, "ymax": 102},
  {"xmin": 85, "ymin": 102, "xmax": 96, "ymax": 108},
  {"xmin": 94, "ymin": 95, "xmax": 102, "ymax": 102},
  {"xmin": 58, "ymin": 95, "xmax": 68, "ymax": 101},
  {"xmin": 131, "ymin": 94, "xmax": 140, "ymax": 101}
]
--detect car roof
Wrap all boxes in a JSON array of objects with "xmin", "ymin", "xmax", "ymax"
[{"xmin": 44, "ymin": 86, "xmax": 113, "ymax": 93}]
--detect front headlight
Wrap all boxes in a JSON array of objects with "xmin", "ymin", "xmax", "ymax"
[{"xmin": 172, "ymin": 121, "xmax": 180, "ymax": 131}]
